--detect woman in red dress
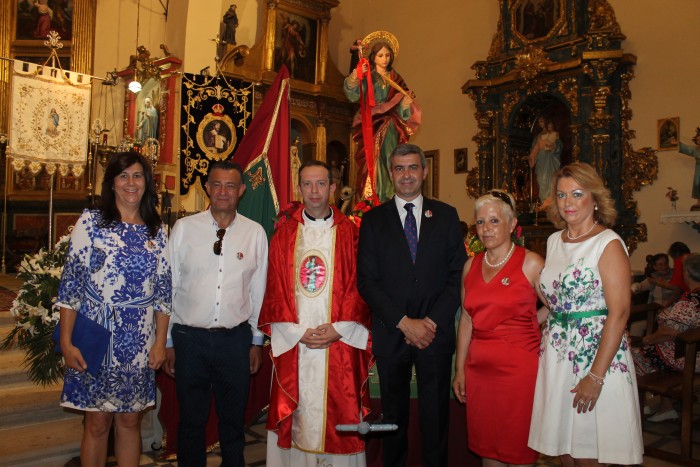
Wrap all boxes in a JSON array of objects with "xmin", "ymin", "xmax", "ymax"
[{"xmin": 453, "ymin": 190, "xmax": 546, "ymax": 466}]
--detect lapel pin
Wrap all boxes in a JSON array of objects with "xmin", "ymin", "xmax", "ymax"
[
  {"xmin": 501, "ymin": 277, "xmax": 510, "ymax": 286},
  {"xmin": 425, "ymin": 210, "xmax": 433, "ymax": 218},
  {"xmin": 237, "ymin": 252, "xmax": 244, "ymax": 260}
]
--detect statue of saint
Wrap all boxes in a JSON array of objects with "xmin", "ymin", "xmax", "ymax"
[
  {"xmin": 529, "ymin": 116, "xmax": 562, "ymax": 206},
  {"xmin": 679, "ymin": 127, "xmax": 700, "ymax": 210},
  {"xmin": 222, "ymin": 4, "xmax": 238, "ymax": 45},
  {"xmin": 136, "ymin": 97, "xmax": 158, "ymax": 143},
  {"xmin": 344, "ymin": 31, "xmax": 421, "ymax": 202}
]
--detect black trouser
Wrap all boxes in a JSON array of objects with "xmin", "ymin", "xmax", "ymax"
[
  {"xmin": 172, "ymin": 323, "xmax": 251, "ymax": 467},
  {"xmin": 375, "ymin": 349, "xmax": 453, "ymax": 467}
]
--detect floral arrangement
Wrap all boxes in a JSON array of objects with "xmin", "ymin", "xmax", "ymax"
[
  {"xmin": 348, "ymin": 195, "xmax": 380, "ymax": 227},
  {"xmin": 465, "ymin": 225, "xmax": 525, "ymax": 257},
  {"xmin": 1, "ymin": 232, "xmax": 71, "ymax": 386},
  {"xmin": 666, "ymin": 186, "xmax": 679, "ymax": 210},
  {"xmin": 273, "ymin": 201, "xmax": 303, "ymax": 230}
]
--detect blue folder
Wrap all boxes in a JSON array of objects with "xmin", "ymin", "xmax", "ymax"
[{"xmin": 52, "ymin": 313, "xmax": 111, "ymax": 377}]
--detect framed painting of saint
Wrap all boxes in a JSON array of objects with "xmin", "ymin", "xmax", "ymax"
[
  {"xmin": 658, "ymin": 117, "xmax": 679, "ymax": 150},
  {"xmin": 454, "ymin": 148, "xmax": 468, "ymax": 174},
  {"xmin": 273, "ymin": 10, "xmax": 318, "ymax": 83},
  {"xmin": 15, "ymin": 0, "xmax": 74, "ymax": 41}
]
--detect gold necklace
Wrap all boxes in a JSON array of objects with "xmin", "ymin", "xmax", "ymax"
[{"xmin": 484, "ymin": 242, "xmax": 515, "ymax": 268}]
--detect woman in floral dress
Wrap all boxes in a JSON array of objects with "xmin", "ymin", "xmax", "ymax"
[
  {"xmin": 56, "ymin": 151, "xmax": 171, "ymax": 466},
  {"xmin": 528, "ymin": 163, "xmax": 643, "ymax": 465},
  {"xmin": 632, "ymin": 253, "xmax": 700, "ymax": 421}
]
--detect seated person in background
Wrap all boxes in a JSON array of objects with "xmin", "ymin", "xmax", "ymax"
[
  {"xmin": 631, "ymin": 253, "xmax": 700, "ymax": 421},
  {"xmin": 640, "ymin": 242, "xmax": 691, "ymax": 308},
  {"xmin": 668, "ymin": 241, "xmax": 691, "ymax": 294},
  {"xmin": 630, "ymin": 253, "xmax": 675, "ymax": 336},
  {"xmin": 632, "ymin": 253, "xmax": 676, "ymax": 306},
  {"xmin": 630, "ymin": 253, "xmax": 680, "ymax": 337}
]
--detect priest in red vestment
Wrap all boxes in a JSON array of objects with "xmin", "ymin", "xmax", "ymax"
[{"xmin": 259, "ymin": 160, "xmax": 373, "ymax": 466}]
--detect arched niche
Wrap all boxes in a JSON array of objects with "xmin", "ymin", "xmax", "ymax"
[
  {"xmin": 507, "ymin": 93, "xmax": 573, "ymax": 212},
  {"xmin": 326, "ymin": 140, "xmax": 349, "ymax": 188},
  {"xmin": 291, "ymin": 117, "xmax": 315, "ymax": 163}
]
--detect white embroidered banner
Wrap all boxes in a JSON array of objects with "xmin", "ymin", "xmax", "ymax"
[{"xmin": 9, "ymin": 60, "xmax": 92, "ymax": 176}]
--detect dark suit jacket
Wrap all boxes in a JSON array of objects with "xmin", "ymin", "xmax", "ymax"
[{"xmin": 357, "ymin": 197, "xmax": 467, "ymax": 357}]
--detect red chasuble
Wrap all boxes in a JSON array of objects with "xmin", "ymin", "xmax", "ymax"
[{"xmin": 259, "ymin": 206, "xmax": 373, "ymax": 454}]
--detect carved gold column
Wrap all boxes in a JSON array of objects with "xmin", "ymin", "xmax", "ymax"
[
  {"xmin": 472, "ymin": 110, "xmax": 496, "ymax": 190},
  {"xmin": 0, "ymin": 0, "xmax": 12, "ymax": 133},
  {"xmin": 316, "ymin": 117, "xmax": 327, "ymax": 162},
  {"xmin": 70, "ymin": 0, "xmax": 97, "ymax": 74},
  {"xmin": 264, "ymin": 1, "xmax": 278, "ymax": 72},
  {"xmin": 317, "ymin": 16, "xmax": 329, "ymax": 84},
  {"xmin": 569, "ymin": 124, "xmax": 580, "ymax": 162},
  {"xmin": 591, "ymin": 134, "xmax": 609, "ymax": 177}
]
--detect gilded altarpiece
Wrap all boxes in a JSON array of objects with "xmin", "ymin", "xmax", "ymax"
[
  {"xmin": 463, "ymin": 0, "xmax": 657, "ymax": 255},
  {"xmin": 0, "ymin": 0, "xmax": 96, "ymax": 266}
]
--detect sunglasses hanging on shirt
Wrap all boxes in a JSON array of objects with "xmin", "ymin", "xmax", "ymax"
[{"xmin": 213, "ymin": 228, "xmax": 226, "ymax": 255}]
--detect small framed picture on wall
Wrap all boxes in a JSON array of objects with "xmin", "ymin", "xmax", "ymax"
[
  {"xmin": 454, "ymin": 148, "xmax": 468, "ymax": 174},
  {"xmin": 658, "ymin": 117, "xmax": 679, "ymax": 150},
  {"xmin": 423, "ymin": 150, "xmax": 439, "ymax": 199}
]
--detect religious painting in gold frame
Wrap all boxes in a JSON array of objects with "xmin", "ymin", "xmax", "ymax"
[
  {"xmin": 423, "ymin": 150, "xmax": 440, "ymax": 199},
  {"xmin": 657, "ymin": 117, "xmax": 679, "ymax": 151},
  {"xmin": 454, "ymin": 148, "xmax": 468, "ymax": 174},
  {"xmin": 273, "ymin": 9, "xmax": 318, "ymax": 83},
  {"xmin": 511, "ymin": 0, "xmax": 565, "ymax": 43},
  {"xmin": 14, "ymin": 0, "xmax": 74, "ymax": 42}
]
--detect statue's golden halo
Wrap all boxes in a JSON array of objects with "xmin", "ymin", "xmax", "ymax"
[{"xmin": 360, "ymin": 31, "xmax": 400, "ymax": 60}]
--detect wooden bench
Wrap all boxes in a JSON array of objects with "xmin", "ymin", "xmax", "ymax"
[{"xmin": 636, "ymin": 326, "xmax": 700, "ymax": 465}]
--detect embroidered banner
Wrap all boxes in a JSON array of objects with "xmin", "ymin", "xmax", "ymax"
[
  {"xmin": 179, "ymin": 73, "xmax": 253, "ymax": 195},
  {"xmin": 9, "ymin": 60, "xmax": 91, "ymax": 176}
]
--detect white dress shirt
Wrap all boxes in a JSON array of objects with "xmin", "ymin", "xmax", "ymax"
[{"xmin": 167, "ymin": 210, "xmax": 268, "ymax": 346}]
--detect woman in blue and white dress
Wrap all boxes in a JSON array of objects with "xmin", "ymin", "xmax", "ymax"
[
  {"xmin": 528, "ymin": 163, "xmax": 643, "ymax": 465},
  {"xmin": 56, "ymin": 151, "xmax": 171, "ymax": 466}
]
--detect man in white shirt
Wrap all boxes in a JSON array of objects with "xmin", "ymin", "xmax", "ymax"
[
  {"xmin": 164, "ymin": 161, "xmax": 268, "ymax": 467},
  {"xmin": 259, "ymin": 160, "xmax": 373, "ymax": 466}
]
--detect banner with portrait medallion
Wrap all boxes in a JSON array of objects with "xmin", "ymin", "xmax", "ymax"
[{"xmin": 179, "ymin": 73, "xmax": 253, "ymax": 194}]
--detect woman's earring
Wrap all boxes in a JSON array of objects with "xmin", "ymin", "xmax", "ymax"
[{"xmin": 594, "ymin": 204, "xmax": 598, "ymax": 211}]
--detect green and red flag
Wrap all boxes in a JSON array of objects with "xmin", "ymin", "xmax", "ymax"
[{"xmin": 233, "ymin": 66, "xmax": 291, "ymax": 236}]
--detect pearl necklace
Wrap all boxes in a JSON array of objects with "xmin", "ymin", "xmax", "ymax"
[
  {"xmin": 484, "ymin": 242, "xmax": 515, "ymax": 268},
  {"xmin": 567, "ymin": 220, "xmax": 598, "ymax": 240}
]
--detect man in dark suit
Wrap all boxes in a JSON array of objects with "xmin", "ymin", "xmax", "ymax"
[{"xmin": 357, "ymin": 143, "xmax": 467, "ymax": 466}]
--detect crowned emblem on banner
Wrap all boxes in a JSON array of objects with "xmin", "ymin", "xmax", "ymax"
[{"xmin": 196, "ymin": 103, "xmax": 237, "ymax": 161}]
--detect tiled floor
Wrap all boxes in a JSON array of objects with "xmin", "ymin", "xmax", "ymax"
[
  {"xmin": 107, "ymin": 411, "xmax": 698, "ymax": 466},
  {"xmin": 103, "ymin": 421, "xmax": 268, "ymax": 467}
]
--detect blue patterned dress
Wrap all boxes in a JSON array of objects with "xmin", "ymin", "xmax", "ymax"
[{"xmin": 57, "ymin": 209, "xmax": 172, "ymax": 412}]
